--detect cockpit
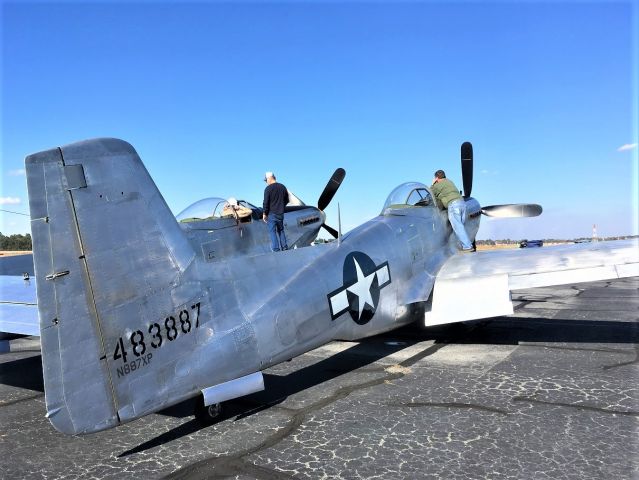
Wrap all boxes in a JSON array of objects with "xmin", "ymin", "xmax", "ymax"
[
  {"xmin": 176, "ymin": 197, "xmax": 261, "ymax": 223},
  {"xmin": 381, "ymin": 182, "xmax": 433, "ymax": 214}
]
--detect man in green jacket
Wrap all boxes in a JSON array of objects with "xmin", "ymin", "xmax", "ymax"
[{"xmin": 431, "ymin": 170, "xmax": 473, "ymax": 252}]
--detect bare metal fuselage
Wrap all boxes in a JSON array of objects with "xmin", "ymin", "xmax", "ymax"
[{"xmin": 117, "ymin": 202, "xmax": 481, "ymax": 422}]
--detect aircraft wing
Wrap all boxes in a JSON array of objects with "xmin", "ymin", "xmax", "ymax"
[
  {"xmin": 0, "ymin": 254, "xmax": 39, "ymax": 336},
  {"xmin": 0, "ymin": 276, "xmax": 39, "ymax": 336},
  {"xmin": 425, "ymin": 239, "xmax": 639, "ymax": 326}
]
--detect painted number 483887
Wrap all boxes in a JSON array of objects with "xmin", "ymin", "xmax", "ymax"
[{"xmin": 112, "ymin": 302, "xmax": 201, "ymax": 377}]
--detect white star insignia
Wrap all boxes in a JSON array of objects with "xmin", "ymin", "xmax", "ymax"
[
  {"xmin": 346, "ymin": 258, "xmax": 377, "ymax": 321},
  {"xmin": 327, "ymin": 253, "xmax": 391, "ymax": 322}
]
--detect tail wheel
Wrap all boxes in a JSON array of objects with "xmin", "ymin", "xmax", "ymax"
[{"xmin": 194, "ymin": 396, "xmax": 222, "ymax": 425}]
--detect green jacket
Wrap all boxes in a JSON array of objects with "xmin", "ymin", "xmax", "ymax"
[{"xmin": 431, "ymin": 178, "xmax": 462, "ymax": 209}]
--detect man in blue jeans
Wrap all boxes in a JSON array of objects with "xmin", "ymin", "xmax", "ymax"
[
  {"xmin": 431, "ymin": 170, "xmax": 473, "ymax": 252},
  {"xmin": 262, "ymin": 171, "xmax": 289, "ymax": 252}
]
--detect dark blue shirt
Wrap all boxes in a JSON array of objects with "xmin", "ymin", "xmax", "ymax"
[{"xmin": 263, "ymin": 182, "xmax": 289, "ymax": 216}]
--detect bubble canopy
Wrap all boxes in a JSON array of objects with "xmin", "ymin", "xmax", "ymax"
[
  {"xmin": 176, "ymin": 197, "xmax": 227, "ymax": 222},
  {"xmin": 176, "ymin": 197, "xmax": 261, "ymax": 223},
  {"xmin": 381, "ymin": 182, "xmax": 433, "ymax": 212}
]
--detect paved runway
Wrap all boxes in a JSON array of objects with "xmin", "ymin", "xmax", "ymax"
[{"xmin": 1, "ymin": 277, "xmax": 637, "ymax": 479}]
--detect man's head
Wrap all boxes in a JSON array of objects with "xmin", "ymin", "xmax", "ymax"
[
  {"xmin": 433, "ymin": 169, "xmax": 446, "ymax": 184},
  {"xmin": 264, "ymin": 171, "xmax": 276, "ymax": 185}
]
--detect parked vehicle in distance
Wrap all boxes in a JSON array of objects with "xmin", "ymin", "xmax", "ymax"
[{"xmin": 520, "ymin": 239, "xmax": 544, "ymax": 248}]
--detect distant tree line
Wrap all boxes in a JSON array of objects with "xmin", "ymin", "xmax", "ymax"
[{"xmin": 0, "ymin": 232, "xmax": 32, "ymax": 250}]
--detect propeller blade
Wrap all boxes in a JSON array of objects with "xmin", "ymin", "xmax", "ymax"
[
  {"xmin": 481, "ymin": 204, "xmax": 543, "ymax": 218},
  {"xmin": 461, "ymin": 141, "xmax": 473, "ymax": 198},
  {"xmin": 321, "ymin": 223, "xmax": 339, "ymax": 238},
  {"xmin": 317, "ymin": 168, "xmax": 346, "ymax": 211}
]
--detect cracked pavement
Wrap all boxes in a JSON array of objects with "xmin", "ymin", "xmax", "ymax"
[{"xmin": 1, "ymin": 277, "xmax": 637, "ymax": 479}]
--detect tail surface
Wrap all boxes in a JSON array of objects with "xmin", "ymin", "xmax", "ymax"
[{"xmin": 26, "ymin": 138, "xmax": 195, "ymax": 434}]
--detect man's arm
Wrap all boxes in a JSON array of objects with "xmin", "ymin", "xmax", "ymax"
[
  {"xmin": 263, "ymin": 187, "xmax": 270, "ymax": 216},
  {"xmin": 431, "ymin": 182, "xmax": 444, "ymax": 210}
]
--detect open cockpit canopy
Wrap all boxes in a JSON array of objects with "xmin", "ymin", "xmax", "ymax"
[
  {"xmin": 176, "ymin": 197, "xmax": 259, "ymax": 223},
  {"xmin": 381, "ymin": 182, "xmax": 433, "ymax": 213},
  {"xmin": 176, "ymin": 197, "xmax": 226, "ymax": 223}
]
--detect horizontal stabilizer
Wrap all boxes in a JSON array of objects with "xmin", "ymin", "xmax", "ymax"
[
  {"xmin": 0, "ymin": 275, "xmax": 39, "ymax": 336},
  {"xmin": 481, "ymin": 203, "xmax": 542, "ymax": 218}
]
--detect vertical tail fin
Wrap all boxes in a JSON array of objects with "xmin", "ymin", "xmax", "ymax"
[{"xmin": 26, "ymin": 138, "xmax": 195, "ymax": 434}]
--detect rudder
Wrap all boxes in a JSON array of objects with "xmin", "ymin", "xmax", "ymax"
[{"xmin": 26, "ymin": 138, "xmax": 195, "ymax": 434}]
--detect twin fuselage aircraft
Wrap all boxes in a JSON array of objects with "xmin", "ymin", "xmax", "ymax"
[{"xmin": 4, "ymin": 138, "xmax": 637, "ymax": 435}]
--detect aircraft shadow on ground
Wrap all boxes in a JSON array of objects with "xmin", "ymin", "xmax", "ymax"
[
  {"xmin": 120, "ymin": 339, "xmax": 410, "ymax": 457},
  {"xmin": 1, "ymin": 313, "xmax": 634, "ymax": 457},
  {"xmin": 0, "ymin": 354, "xmax": 44, "ymax": 391},
  {"xmin": 0, "ymin": 317, "xmax": 635, "ymax": 454},
  {"xmin": 120, "ymin": 316, "xmax": 638, "ymax": 457},
  {"xmin": 432, "ymin": 317, "xmax": 639, "ymax": 346}
]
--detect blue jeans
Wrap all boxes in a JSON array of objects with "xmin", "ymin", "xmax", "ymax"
[
  {"xmin": 267, "ymin": 213, "xmax": 288, "ymax": 251},
  {"xmin": 447, "ymin": 199, "xmax": 472, "ymax": 250}
]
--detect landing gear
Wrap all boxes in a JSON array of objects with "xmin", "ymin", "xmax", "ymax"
[{"xmin": 194, "ymin": 396, "xmax": 222, "ymax": 425}]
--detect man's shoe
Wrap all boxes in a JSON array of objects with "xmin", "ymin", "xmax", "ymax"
[{"xmin": 460, "ymin": 248, "xmax": 474, "ymax": 254}]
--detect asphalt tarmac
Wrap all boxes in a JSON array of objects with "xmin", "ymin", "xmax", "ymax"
[{"xmin": 1, "ymin": 277, "xmax": 637, "ymax": 479}]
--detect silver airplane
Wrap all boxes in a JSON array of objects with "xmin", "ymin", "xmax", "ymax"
[{"xmin": 6, "ymin": 138, "xmax": 638, "ymax": 435}]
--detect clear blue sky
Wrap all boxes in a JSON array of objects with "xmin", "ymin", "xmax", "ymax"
[{"xmin": 2, "ymin": 0, "xmax": 637, "ymax": 240}]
